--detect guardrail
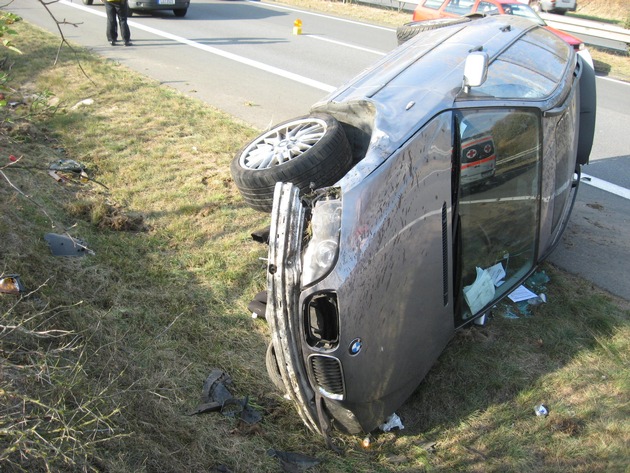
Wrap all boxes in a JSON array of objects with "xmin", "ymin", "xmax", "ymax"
[{"xmin": 540, "ymin": 13, "xmax": 630, "ymax": 52}]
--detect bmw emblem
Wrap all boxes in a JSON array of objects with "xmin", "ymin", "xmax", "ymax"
[{"xmin": 349, "ymin": 338, "xmax": 363, "ymax": 356}]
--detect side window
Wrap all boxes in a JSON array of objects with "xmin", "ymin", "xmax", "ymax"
[
  {"xmin": 444, "ymin": 0, "xmax": 475, "ymax": 15},
  {"xmin": 478, "ymin": 1, "xmax": 499, "ymax": 14},
  {"xmin": 423, "ymin": 0, "xmax": 445, "ymax": 9},
  {"xmin": 454, "ymin": 109, "xmax": 541, "ymax": 324}
]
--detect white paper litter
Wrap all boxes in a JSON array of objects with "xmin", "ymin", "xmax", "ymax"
[
  {"xmin": 463, "ymin": 267, "xmax": 496, "ymax": 314},
  {"xmin": 508, "ymin": 285, "xmax": 538, "ymax": 303},
  {"xmin": 379, "ymin": 413, "xmax": 404, "ymax": 432}
]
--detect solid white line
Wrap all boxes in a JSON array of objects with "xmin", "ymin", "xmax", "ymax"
[
  {"xmin": 305, "ymin": 34, "xmax": 386, "ymax": 56},
  {"xmin": 596, "ymin": 75, "xmax": 630, "ymax": 86},
  {"xmin": 59, "ymin": 0, "xmax": 336, "ymax": 93},
  {"xmin": 581, "ymin": 173, "xmax": 630, "ymax": 200}
]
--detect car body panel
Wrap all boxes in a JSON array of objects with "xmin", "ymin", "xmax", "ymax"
[
  {"xmin": 264, "ymin": 15, "xmax": 593, "ymax": 436},
  {"xmin": 539, "ymin": 0, "xmax": 577, "ymax": 13}
]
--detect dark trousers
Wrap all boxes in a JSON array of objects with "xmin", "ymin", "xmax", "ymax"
[{"xmin": 105, "ymin": 1, "xmax": 131, "ymax": 43}]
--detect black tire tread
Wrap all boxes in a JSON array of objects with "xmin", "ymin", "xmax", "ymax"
[{"xmin": 396, "ymin": 17, "xmax": 470, "ymax": 45}]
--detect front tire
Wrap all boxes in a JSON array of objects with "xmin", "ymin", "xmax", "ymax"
[
  {"xmin": 173, "ymin": 8, "xmax": 187, "ymax": 17},
  {"xmin": 231, "ymin": 113, "xmax": 352, "ymax": 212},
  {"xmin": 82, "ymin": 0, "xmax": 93, "ymax": 4}
]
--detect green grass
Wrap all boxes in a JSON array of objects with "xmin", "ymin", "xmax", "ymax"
[{"xmin": 1, "ymin": 12, "xmax": 629, "ymax": 473}]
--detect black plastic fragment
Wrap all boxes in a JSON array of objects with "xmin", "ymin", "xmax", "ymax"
[
  {"xmin": 267, "ymin": 449, "xmax": 321, "ymax": 472},
  {"xmin": 44, "ymin": 233, "xmax": 92, "ymax": 256},
  {"xmin": 251, "ymin": 226, "xmax": 270, "ymax": 244}
]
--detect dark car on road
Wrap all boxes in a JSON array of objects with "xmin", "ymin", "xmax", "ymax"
[
  {"xmin": 82, "ymin": 0, "xmax": 189, "ymax": 17},
  {"xmin": 231, "ymin": 15, "xmax": 596, "ymax": 436}
]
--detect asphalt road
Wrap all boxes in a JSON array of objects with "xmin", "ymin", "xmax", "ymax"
[{"xmin": 9, "ymin": 0, "xmax": 630, "ymax": 300}]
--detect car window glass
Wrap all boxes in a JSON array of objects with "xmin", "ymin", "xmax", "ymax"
[
  {"xmin": 505, "ymin": 4, "xmax": 546, "ymax": 24},
  {"xmin": 454, "ymin": 108, "xmax": 541, "ymax": 325},
  {"xmin": 423, "ymin": 0, "xmax": 444, "ymax": 9},
  {"xmin": 444, "ymin": 0, "xmax": 475, "ymax": 15},
  {"xmin": 466, "ymin": 28, "xmax": 570, "ymax": 100},
  {"xmin": 478, "ymin": 1, "xmax": 499, "ymax": 14}
]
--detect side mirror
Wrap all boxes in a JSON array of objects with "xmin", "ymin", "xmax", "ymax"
[{"xmin": 463, "ymin": 51, "xmax": 489, "ymax": 92}]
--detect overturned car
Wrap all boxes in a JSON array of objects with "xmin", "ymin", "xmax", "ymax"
[{"xmin": 231, "ymin": 15, "xmax": 596, "ymax": 436}]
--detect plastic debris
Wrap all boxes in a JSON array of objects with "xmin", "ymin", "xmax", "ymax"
[
  {"xmin": 44, "ymin": 233, "xmax": 93, "ymax": 256},
  {"xmin": 379, "ymin": 412, "xmax": 404, "ymax": 432},
  {"xmin": 49, "ymin": 159, "xmax": 86, "ymax": 173},
  {"xmin": 267, "ymin": 449, "xmax": 321, "ymax": 472},
  {"xmin": 248, "ymin": 290, "xmax": 267, "ymax": 320},
  {"xmin": 188, "ymin": 369, "xmax": 262, "ymax": 424},
  {"xmin": 535, "ymin": 404, "xmax": 549, "ymax": 417},
  {"xmin": 70, "ymin": 98, "xmax": 94, "ymax": 110},
  {"xmin": 0, "ymin": 275, "xmax": 25, "ymax": 295}
]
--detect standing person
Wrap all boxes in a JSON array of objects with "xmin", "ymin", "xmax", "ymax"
[{"xmin": 104, "ymin": 0, "xmax": 132, "ymax": 47}]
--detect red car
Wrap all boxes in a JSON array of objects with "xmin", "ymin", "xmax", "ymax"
[{"xmin": 406, "ymin": 0, "xmax": 584, "ymax": 50}]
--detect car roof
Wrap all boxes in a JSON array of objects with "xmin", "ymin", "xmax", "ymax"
[{"xmin": 313, "ymin": 15, "xmax": 575, "ymax": 172}]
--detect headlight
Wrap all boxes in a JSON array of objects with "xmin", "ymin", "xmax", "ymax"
[{"xmin": 302, "ymin": 198, "xmax": 342, "ymax": 286}]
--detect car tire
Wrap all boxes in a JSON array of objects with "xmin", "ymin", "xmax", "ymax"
[
  {"xmin": 82, "ymin": 0, "xmax": 93, "ymax": 4},
  {"xmin": 396, "ymin": 17, "xmax": 470, "ymax": 45},
  {"xmin": 265, "ymin": 342, "xmax": 286, "ymax": 393},
  {"xmin": 173, "ymin": 8, "xmax": 187, "ymax": 17},
  {"xmin": 231, "ymin": 113, "xmax": 353, "ymax": 212}
]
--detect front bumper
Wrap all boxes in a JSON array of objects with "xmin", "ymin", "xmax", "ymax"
[
  {"xmin": 267, "ymin": 183, "xmax": 322, "ymax": 433},
  {"xmin": 128, "ymin": 0, "xmax": 189, "ymax": 11}
]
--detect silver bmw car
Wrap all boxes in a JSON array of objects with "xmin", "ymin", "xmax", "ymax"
[{"xmin": 232, "ymin": 15, "xmax": 596, "ymax": 436}]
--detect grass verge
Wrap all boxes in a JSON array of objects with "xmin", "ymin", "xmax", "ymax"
[{"xmin": 1, "ymin": 13, "xmax": 629, "ymax": 473}]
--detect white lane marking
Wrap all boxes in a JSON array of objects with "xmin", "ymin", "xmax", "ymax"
[
  {"xmin": 59, "ymin": 0, "xmax": 336, "ymax": 92},
  {"xmin": 596, "ymin": 75, "xmax": 630, "ymax": 86},
  {"xmin": 581, "ymin": 173, "xmax": 630, "ymax": 200},
  {"xmin": 305, "ymin": 34, "xmax": 386, "ymax": 56},
  {"xmin": 249, "ymin": 0, "xmax": 395, "ymax": 32}
]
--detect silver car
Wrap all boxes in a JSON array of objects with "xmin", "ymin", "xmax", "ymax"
[{"xmin": 232, "ymin": 15, "xmax": 596, "ymax": 436}]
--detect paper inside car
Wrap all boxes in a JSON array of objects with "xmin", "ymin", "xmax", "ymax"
[{"xmin": 230, "ymin": 15, "xmax": 596, "ymax": 436}]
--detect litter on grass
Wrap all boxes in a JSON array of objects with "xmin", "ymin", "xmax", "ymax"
[
  {"xmin": 535, "ymin": 404, "xmax": 549, "ymax": 417},
  {"xmin": 44, "ymin": 233, "xmax": 93, "ymax": 256},
  {"xmin": 380, "ymin": 412, "xmax": 404, "ymax": 432},
  {"xmin": 267, "ymin": 449, "xmax": 321, "ymax": 472},
  {"xmin": 0, "ymin": 275, "xmax": 25, "ymax": 295},
  {"xmin": 188, "ymin": 369, "xmax": 262, "ymax": 425},
  {"xmin": 497, "ymin": 270, "xmax": 551, "ymax": 318}
]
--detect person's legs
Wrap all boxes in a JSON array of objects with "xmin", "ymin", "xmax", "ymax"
[
  {"xmin": 116, "ymin": 3, "xmax": 132, "ymax": 45},
  {"xmin": 104, "ymin": 2, "xmax": 118, "ymax": 44}
]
